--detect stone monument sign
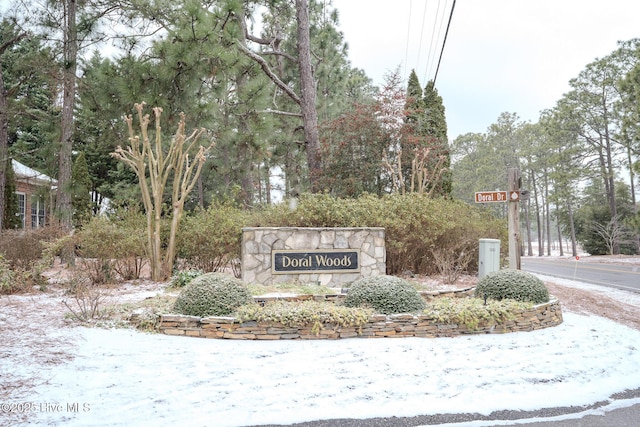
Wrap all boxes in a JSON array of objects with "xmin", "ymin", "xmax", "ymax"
[{"xmin": 242, "ymin": 227, "xmax": 385, "ymax": 286}]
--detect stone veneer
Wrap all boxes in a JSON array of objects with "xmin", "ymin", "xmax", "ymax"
[
  {"xmin": 158, "ymin": 294, "xmax": 563, "ymax": 340},
  {"xmin": 241, "ymin": 227, "xmax": 386, "ymax": 286}
]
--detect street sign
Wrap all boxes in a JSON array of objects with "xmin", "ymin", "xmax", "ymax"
[
  {"xmin": 475, "ymin": 191, "xmax": 507, "ymax": 203},
  {"xmin": 475, "ymin": 190, "xmax": 520, "ymax": 203}
]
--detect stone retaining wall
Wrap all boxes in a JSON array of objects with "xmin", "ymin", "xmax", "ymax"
[{"xmin": 158, "ymin": 298, "xmax": 563, "ymax": 340}]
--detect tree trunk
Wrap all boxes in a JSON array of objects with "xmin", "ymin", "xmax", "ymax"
[
  {"xmin": 603, "ymin": 134, "xmax": 619, "ymax": 254},
  {"xmin": 57, "ymin": 0, "xmax": 77, "ymax": 232},
  {"xmin": 236, "ymin": 69, "xmax": 254, "ymax": 206},
  {"xmin": 543, "ymin": 171, "xmax": 551, "ymax": 256},
  {"xmin": 556, "ymin": 211, "xmax": 564, "ymax": 256},
  {"xmin": 530, "ymin": 170, "xmax": 543, "ymax": 256},
  {"xmin": 296, "ymin": 0, "xmax": 321, "ymax": 192},
  {"xmin": 625, "ymin": 144, "xmax": 640, "ymax": 252},
  {"xmin": 264, "ymin": 159, "xmax": 272, "ymax": 204},
  {"xmin": 524, "ymin": 197, "xmax": 533, "ymax": 256},
  {"xmin": 567, "ymin": 198, "xmax": 578, "ymax": 257},
  {"xmin": 507, "ymin": 168, "xmax": 521, "ymax": 270},
  {"xmin": 0, "ymin": 59, "xmax": 8, "ymax": 231}
]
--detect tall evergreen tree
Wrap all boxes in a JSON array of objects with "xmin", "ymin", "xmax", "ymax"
[
  {"xmin": 401, "ymin": 72, "xmax": 451, "ymax": 196},
  {"xmin": 404, "ymin": 70, "xmax": 424, "ymax": 129},
  {"xmin": 422, "ymin": 80, "xmax": 451, "ymax": 196},
  {"xmin": 0, "ymin": 22, "xmax": 28, "ymax": 230},
  {"xmin": 3, "ymin": 159, "xmax": 20, "ymax": 229},
  {"xmin": 55, "ymin": 0, "xmax": 79, "ymax": 231}
]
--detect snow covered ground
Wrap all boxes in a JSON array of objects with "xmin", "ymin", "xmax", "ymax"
[
  {"xmin": 0, "ymin": 272, "xmax": 638, "ymax": 427},
  {"xmin": 3, "ymin": 252, "xmax": 640, "ymax": 426},
  {"xmin": 20, "ymin": 314, "xmax": 640, "ymax": 427}
]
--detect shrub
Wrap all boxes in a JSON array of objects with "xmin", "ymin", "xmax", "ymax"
[
  {"xmin": 173, "ymin": 272, "xmax": 254, "ymax": 317},
  {"xmin": 170, "ymin": 269, "xmax": 203, "ymax": 288},
  {"xmin": 177, "ymin": 201, "xmax": 248, "ymax": 277},
  {"xmin": 0, "ymin": 227, "xmax": 64, "ymax": 293},
  {"xmin": 236, "ymin": 300, "xmax": 373, "ymax": 334},
  {"xmin": 424, "ymin": 297, "xmax": 532, "ymax": 330},
  {"xmin": 343, "ymin": 275, "xmax": 426, "ymax": 314},
  {"xmin": 0, "ymin": 227, "xmax": 65, "ymax": 269},
  {"xmin": 0, "ymin": 255, "xmax": 16, "ymax": 294},
  {"xmin": 249, "ymin": 193, "xmax": 505, "ymax": 275},
  {"xmin": 62, "ymin": 271, "xmax": 109, "ymax": 322},
  {"xmin": 75, "ymin": 211, "xmax": 147, "ymax": 283},
  {"xmin": 474, "ymin": 269, "xmax": 549, "ymax": 304}
]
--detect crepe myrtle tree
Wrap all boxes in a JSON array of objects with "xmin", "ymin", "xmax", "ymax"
[{"xmin": 112, "ymin": 103, "xmax": 214, "ymax": 281}]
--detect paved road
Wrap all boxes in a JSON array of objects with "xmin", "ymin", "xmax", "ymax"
[
  {"xmin": 521, "ymin": 257, "xmax": 640, "ymax": 293},
  {"xmin": 258, "ymin": 393, "xmax": 640, "ymax": 426}
]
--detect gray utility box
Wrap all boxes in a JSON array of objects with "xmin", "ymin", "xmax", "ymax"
[{"xmin": 478, "ymin": 238, "xmax": 500, "ymax": 279}]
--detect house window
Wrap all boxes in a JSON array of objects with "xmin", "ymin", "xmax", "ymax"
[{"xmin": 31, "ymin": 195, "xmax": 46, "ymax": 228}]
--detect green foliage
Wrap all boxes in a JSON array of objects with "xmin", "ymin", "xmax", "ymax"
[
  {"xmin": 2, "ymin": 21, "xmax": 59, "ymax": 177},
  {"xmin": 170, "ymin": 269, "xmax": 203, "ymax": 288},
  {"xmin": 450, "ymin": 113, "xmax": 524, "ymax": 211},
  {"xmin": 0, "ymin": 255, "xmax": 16, "ymax": 294},
  {"xmin": 247, "ymin": 282, "xmax": 334, "ymax": 296},
  {"xmin": 177, "ymin": 201, "xmax": 249, "ymax": 274},
  {"xmin": 343, "ymin": 275, "xmax": 426, "ymax": 314},
  {"xmin": 573, "ymin": 180, "xmax": 638, "ymax": 255},
  {"xmin": 251, "ymin": 193, "xmax": 505, "ymax": 275},
  {"xmin": 75, "ymin": 210, "xmax": 147, "ymax": 282},
  {"xmin": 475, "ymin": 269, "xmax": 549, "ymax": 304},
  {"xmin": 71, "ymin": 152, "xmax": 94, "ymax": 228},
  {"xmin": 235, "ymin": 300, "xmax": 373, "ymax": 334},
  {"xmin": 400, "ymin": 73, "xmax": 451, "ymax": 197},
  {"xmin": 317, "ymin": 101, "xmax": 390, "ymax": 197},
  {"xmin": 3, "ymin": 160, "xmax": 20, "ymax": 229},
  {"xmin": 424, "ymin": 297, "xmax": 531, "ymax": 330},
  {"xmin": 173, "ymin": 272, "xmax": 253, "ymax": 317},
  {"xmin": 0, "ymin": 226, "xmax": 60, "ymax": 293}
]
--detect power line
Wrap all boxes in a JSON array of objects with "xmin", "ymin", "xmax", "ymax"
[
  {"xmin": 433, "ymin": 0, "xmax": 456, "ymax": 87},
  {"xmin": 403, "ymin": 0, "xmax": 413, "ymax": 80},
  {"xmin": 423, "ymin": 0, "xmax": 442, "ymax": 83},
  {"xmin": 415, "ymin": 0, "xmax": 429, "ymax": 76}
]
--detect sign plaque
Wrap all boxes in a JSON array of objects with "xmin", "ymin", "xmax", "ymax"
[
  {"xmin": 272, "ymin": 249, "xmax": 360, "ymax": 274},
  {"xmin": 475, "ymin": 190, "xmax": 520, "ymax": 203}
]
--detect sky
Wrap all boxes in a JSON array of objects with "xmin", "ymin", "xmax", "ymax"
[
  {"xmin": 331, "ymin": 0, "xmax": 640, "ymax": 140},
  {"xmin": 2, "ymin": 0, "xmax": 639, "ymax": 141},
  {"xmin": 3, "ymin": 274, "xmax": 640, "ymax": 427}
]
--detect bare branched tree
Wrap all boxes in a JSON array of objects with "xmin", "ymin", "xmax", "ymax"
[
  {"xmin": 112, "ymin": 103, "xmax": 214, "ymax": 281},
  {"xmin": 592, "ymin": 214, "xmax": 628, "ymax": 255}
]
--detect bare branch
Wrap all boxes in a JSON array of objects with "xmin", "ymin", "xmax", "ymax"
[
  {"xmin": 260, "ymin": 50, "xmax": 297, "ymax": 63},
  {"xmin": 0, "ymin": 32, "xmax": 28, "ymax": 55},
  {"xmin": 235, "ymin": 41, "xmax": 301, "ymax": 105},
  {"xmin": 257, "ymin": 109, "xmax": 303, "ymax": 118}
]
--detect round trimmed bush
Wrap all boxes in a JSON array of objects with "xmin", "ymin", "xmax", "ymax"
[
  {"xmin": 475, "ymin": 269, "xmax": 549, "ymax": 304},
  {"xmin": 173, "ymin": 272, "xmax": 253, "ymax": 317},
  {"xmin": 343, "ymin": 275, "xmax": 426, "ymax": 314}
]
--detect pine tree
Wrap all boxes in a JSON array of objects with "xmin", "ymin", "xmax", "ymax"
[{"xmin": 3, "ymin": 159, "xmax": 20, "ymax": 229}]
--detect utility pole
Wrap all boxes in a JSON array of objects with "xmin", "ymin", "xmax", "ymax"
[{"xmin": 508, "ymin": 168, "xmax": 521, "ymax": 269}]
